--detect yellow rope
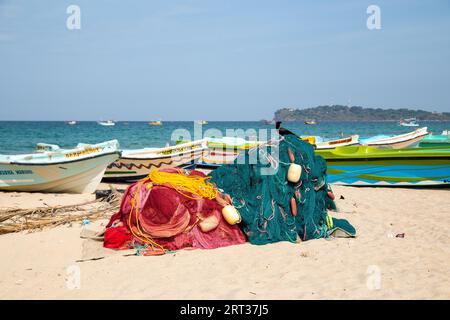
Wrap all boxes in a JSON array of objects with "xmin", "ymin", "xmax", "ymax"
[
  {"xmin": 146, "ymin": 169, "xmax": 218, "ymax": 200},
  {"xmin": 127, "ymin": 181, "xmax": 165, "ymax": 251}
]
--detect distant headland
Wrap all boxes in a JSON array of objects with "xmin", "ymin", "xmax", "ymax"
[{"xmin": 274, "ymin": 105, "xmax": 450, "ymax": 122}]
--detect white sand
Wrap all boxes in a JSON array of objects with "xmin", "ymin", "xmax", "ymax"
[{"xmin": 0, "ymin": 186, "xmax": 449, "ymax": 299}]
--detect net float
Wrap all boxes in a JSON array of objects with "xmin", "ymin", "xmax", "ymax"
[
  {"xmin": 327, "ymin": 191, "xmax": 335, "ymax": 200},
  {"xmin": 290, "ymin": 197, "xmax": 297, "ymax": 217},
  {"xmin": 287, "ymin": 163, "xmax": 302, "ymax": 183},
  {"xmin": 224, "ymin": 193, "xmax": 232, "ymax": 204},
  {"xmin": 295, "ymin": 189, "xmax": 301, "ymax": 201},
  {"xmin": 222, "ymin": 205, "xmax": 241, "ymax": 225},
  {"xmin": 198, "ymin": 215, "xmax": 220, "ymax": 233},
  {"xmin": 287, "ymin": 148, "xmax": 295, "ymax": 163}
]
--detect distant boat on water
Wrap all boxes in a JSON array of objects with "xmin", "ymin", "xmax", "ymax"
[
  {"xmin": 304, "ymin": 119, "xmax": 317, "ymax": 125},
  {"xmin": 67, "ymin": 120, "xmax": 77, "ymax": 125},
  {"xmin": 98, "ymin": 120, "xmax": 115, "ymax": 126},
  {"xmin": 149, "ymin": 120, "xmax": 162, "ymax": 126},
  {"xmin": 399, "ymin": 118, "xmax": 419, "ymax": 127},
  {"xmin": 196, "ymin": 120, "xmax": 208, "ymax": 125}
]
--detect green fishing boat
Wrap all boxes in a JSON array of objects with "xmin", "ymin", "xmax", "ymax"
[
  {"xmin": 419, "ymin": 134, "xmax": 450, "ymax": 147},
  {"xmin": 315, "ymin": 145, "xmax": 450, "ymax": 187}
]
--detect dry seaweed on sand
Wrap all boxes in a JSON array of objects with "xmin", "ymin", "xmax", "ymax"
[{"xmin": 0, "ymin": 190, "xmax": 122, "ymax": 235}]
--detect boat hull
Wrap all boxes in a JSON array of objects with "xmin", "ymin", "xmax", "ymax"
[
  {"xmin": 325, "ymin": 159, "xmax": 450, "ymax": 187},
  {"xmin": 0, "ymin": 153, "xmax": 119, "ymax": 193},
  {"xmin": 103, "ymin": 149, "xmax": 204, "ymax": 182},
  {"xmin": 363, "ymin": 127, "xmax": 428, "ymax": 149},
  {"xmin": 317, "ymin": 146, "xmax": 450, "ymax": 187},
  {"xmin": 316, "ymin": 135, "xmax": 360, "ymax": 150}
]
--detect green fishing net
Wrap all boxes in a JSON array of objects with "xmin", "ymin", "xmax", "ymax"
[{"xmin": 210, "ymin": 133, "xmax": 356, "ymax": 245}]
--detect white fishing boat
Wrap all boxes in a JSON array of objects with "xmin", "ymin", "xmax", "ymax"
[
  {"xmin": 361, "ymin": 127, "xmax": 428, "ymax": 149},
  {"xmin": 98, "ymin": 120, "xmax": 115, "ymax": 126},
  {"xmin": 399, "ymin": 118, "xmax": 419, "ymax": 127},
  {"xmin": 315, "ymin": 135, "xmax": 360, "ymax": 150},
  {"xmin": 67, "ymin": 120, "xmax": 77, "ymax": 125},
  {"xmin": 0, "ymin": 140, "xmax": 120, "ymax": 193},
  {"xmin": 103, "ymin": 139, "xmax": 208, "ymax": 182}
]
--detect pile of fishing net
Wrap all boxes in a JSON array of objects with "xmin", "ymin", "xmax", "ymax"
[
  {"xmin": 103, "ymin": 168, "xmax": 246, "ymax": 255},
  {"xmin": 103, "ymin": 133, "xmax": 355, "ymax": 255},
  {"xmin": 210, "ymin": 133, "xmax": 356, "ymax": 244}
]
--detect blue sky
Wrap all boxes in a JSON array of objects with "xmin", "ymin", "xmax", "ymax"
[{"xmin": 0, "ymin": 0, "xmax": 449, "ymax": 120}]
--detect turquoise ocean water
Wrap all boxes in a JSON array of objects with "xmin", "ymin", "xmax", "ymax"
[{"xmin": 1, "ymin": 121, "xmax": 449, "ymax": 154}]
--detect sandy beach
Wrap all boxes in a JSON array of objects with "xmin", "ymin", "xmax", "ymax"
[{"xmin": 0, "ymin": 185, "xmax": 449, "ymax": 299}]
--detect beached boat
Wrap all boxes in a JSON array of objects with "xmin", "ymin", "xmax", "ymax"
[
  {"xmin": 315, "ymin": 135, "xmax": 359, "ymax": 150},
  {"xmin": 177, "ymin": 137, "xmax": 265, "ymax": 169},
  {"xmin": 316, "ymin": 145, "xmax": 450, "ymax": 187},
  {"xmin": 103, "ymin": 139, "xmax": 208, "ymax": 182},
  {"xmin": 360, "ymin": 127, "xmax": 428, "ymax": 149},
  {"xmin": 149, "ymin": 120, "xmax": 162, "ymax": 126},
  {"xmin": 0, "ymin": 140, "xmax": 120, "ymax": 193},
  {"xmin": 98, "ymin": 120, "xmax": 115, "ymax": 126},
  {"xmin": 419, "ymin": 134, "xmax": 450, "ymax": 147},
  {"xmin": 399, "ymin": 118, "xmax": 419, "ymax": 127}
]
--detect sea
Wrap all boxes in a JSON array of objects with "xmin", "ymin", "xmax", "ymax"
[{"xmin": 1, "ymin": 121, "xmax": 449, "ymax": 154}]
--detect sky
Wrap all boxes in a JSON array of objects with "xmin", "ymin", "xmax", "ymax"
[{"xmin": 0, "ymin": 0, "xmax": 449, "ymax": 121}]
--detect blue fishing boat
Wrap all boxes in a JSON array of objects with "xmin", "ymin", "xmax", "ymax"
[{"xmin": 315, "ymin": 145, "xmax": 450, "ymax": 187}]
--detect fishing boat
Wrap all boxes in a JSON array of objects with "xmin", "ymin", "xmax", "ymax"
[
  {"xmin": 316, "ymin": 145, "xmax": 450, "ymax": 187},
  {"xmin": 360, "ymin": 127, "xmax": 428, "ymax": 149},
  {"xmin": 67, "ymin": 120, "xmax": 77, "ymax": 125},
  {"xmin": 399, "ymin": 118, "xmax": 419, "ymax": 127},
  {"xmin": 176, "ymin": 137, "xmax": 265, "ymax": 169},
  {"xmin": 201, "ymin": 137, "xmax": 266, "ymax": 167},
  {"xmin": 315, "ymin": 135, "xmax": 360, "ymax": 150},
  {"xmin": 0, "ymin": 140, "xmax": 120, "ymax": 193},
  {"xmin": 196, "ymin": 120, "xmax": 208, "ymax": 125},
  {"xmin": 103, "ymin": 139, "xmax": 208, "ymax": 182},
  {"xmin": 304, "ymin": 119, "xmax": 317, "ymax": 125},
  {"xmin": 149, "ymin": 120, "xmax": 162, "ymax": 126},
  {"xmin": 419, "ymin": 133, "xmax": 450, "ymax": 147},
  {"xmin": 98, "ymin": 120, "xmax": 115, "ymax": 126},
  {"xmin": 261, "ymin": 119, "xmax": 275, "ymax": 125}
]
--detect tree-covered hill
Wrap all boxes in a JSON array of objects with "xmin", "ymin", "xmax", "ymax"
[{"xmin": 274, "ymin": 105, "xmax": 450, "ymax": 122}]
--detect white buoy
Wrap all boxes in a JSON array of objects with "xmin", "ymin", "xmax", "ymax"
[
  {"xmin": 198, "ymin": 215, "xmax": 220, "ymax": 233},
  {"xmin": 287, "ymin": 163, "xmax": 302, "ymax": 183},
  {"xmin": 222, "ymin": 205, "xmax": 241, "ymax": 225}
]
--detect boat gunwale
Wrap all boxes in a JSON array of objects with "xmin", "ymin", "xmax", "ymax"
[
  {"xmin": 2, "ymin": 151, "xmax": 121, "ymax": 166},
  {"xmin": 120, "ymin": 148, "xmax": 205, "ymax": 160}
]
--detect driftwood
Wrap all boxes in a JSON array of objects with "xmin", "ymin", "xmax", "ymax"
[{"xmin": 0, "ymin": 189, "xmax": 122, "ymax": 235}]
